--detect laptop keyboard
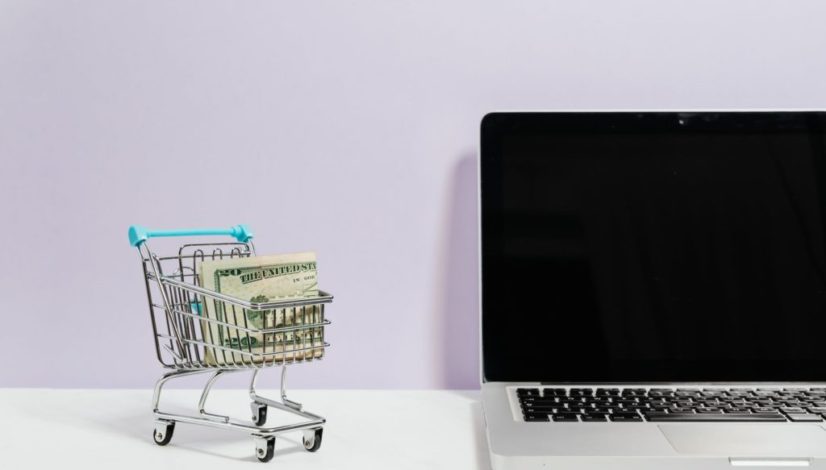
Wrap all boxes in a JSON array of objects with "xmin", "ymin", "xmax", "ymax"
[{"xmin": 517, "ymin": 387, "xmax": 826, "ymax": 422}]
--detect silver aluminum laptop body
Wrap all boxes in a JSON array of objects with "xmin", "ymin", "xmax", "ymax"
[
  {"xmin": 479, "ymin": 111, "xmax": 826, "ymax": 470},
  {"xmin": 483, "ymin": 382, "xmax": 826, "ymax": 469}
]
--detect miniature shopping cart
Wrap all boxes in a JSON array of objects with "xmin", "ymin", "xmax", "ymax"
[{"xmin": 128, "ymin": 224, "xmax": 332, "ymax": 462}]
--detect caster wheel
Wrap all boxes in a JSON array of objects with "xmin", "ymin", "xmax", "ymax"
[
  {"xmin": 255, "ymin": 436, "xmax": 276, "ymax": 463},
  {"xmin": 251, "ymin": 403, "xmax": 268, "ymax": 426},
  {"xmin": 302, "ymin": 428, "xmax": 323, "ymax": 452},
  {"xmin": 153, "ymin": 421, "xmax": 175, "ymax": 446}
]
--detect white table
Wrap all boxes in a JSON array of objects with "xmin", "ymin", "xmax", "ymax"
[{"xmin": 0, "ymin": 389, "xmax": 487, "ymax": 469}]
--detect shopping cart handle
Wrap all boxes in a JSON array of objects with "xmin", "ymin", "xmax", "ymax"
[{"xmin": 128, "ymin": 225, "xmax": 253, "ymax": 247}]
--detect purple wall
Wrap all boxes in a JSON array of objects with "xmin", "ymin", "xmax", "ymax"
[{"xmin": 2, "ymin": 1, "xmax": 825, "ymax": 388}]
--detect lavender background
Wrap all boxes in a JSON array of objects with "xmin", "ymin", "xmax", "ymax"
[{"xmin": 1, "ymin": 1, "xmax": 825, "ymax": 389}]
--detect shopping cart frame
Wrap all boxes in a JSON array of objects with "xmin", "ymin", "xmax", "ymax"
[{"xmin": 129, "ymin": 225, "xmax": 332, "ymax": 462}]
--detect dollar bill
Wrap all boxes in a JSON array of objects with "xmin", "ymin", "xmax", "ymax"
[{"xmin": 198, "ymin": 252, "xmax": 324, "ymax": 366}]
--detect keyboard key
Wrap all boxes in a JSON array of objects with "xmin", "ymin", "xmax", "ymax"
[
  {"xmin": 543, "ymin": 388, "xmax": 566, "ymax": 397},
  {"xmin": 517, "ymin": 388, "xmax": 540, "ymax": 397},
  {"xmin": 622, "ymin": 403, "xmax": 648, "ymax": 409},
  {"xmin": 610, "ymin": 413, "xmax": 643, "ymax": 422},
  {"xmin": 522, "ymin": 406, "xmax": 558, "ymax": 413},
  {"xmin": 581, "ymin": 414, "xmax": 607, "ymax": 422},
  {"xmin": 521, "ymin": 397, "xmax": 556, "ymax": 404},
  {"xmin": 523, "ymin": 405, "xmax": 559, "ymax": 413},
  {"xmin": 552, "ymin": 413, "xmax": 579, "ymax": 422},
  {"xmin": 524, "ymin": 413, "xmax": 550, "ymax": 422},
  {"xmin": 645, "ymin": 412, "xmax": 786, "ymax": 422}
]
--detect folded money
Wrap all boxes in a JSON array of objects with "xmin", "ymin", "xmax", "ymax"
[{"xmin": 198, "ymin": 252, "xmax": 325, "ymax": 366}]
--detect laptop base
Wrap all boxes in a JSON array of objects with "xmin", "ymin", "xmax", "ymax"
[{"xmin": 484, "ymin": 382, "xmax": 826, "ymax": 470}]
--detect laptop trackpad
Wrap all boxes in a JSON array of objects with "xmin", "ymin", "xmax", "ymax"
[{"xmin": 659, "ymin": 424, "xmax": 826, "ymax": 456}]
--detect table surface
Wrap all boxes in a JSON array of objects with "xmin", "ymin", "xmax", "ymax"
[{"xmin": 0, "ymin": 388, "xmax": 487, "ymax": 470}]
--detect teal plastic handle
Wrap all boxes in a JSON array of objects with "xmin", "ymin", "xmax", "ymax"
[{"xmin": 128, "ymin": 225, "xmax": 253, "ymax": 247}]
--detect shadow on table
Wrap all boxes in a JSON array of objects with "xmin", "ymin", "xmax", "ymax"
[
  {"xmin": 30, "ymin": 389, "xmax": 306, "ymax": 462},
  {"xmin": 470, "ymin": 400, "xmax": 493, "ymax": 470},
  {"xmin": 449, "ymin": 390, "xmax": 492, "ymax": 470},
  {"xmin": 101, "ymin": 414, "xmax": 306, "ymax": 462}
]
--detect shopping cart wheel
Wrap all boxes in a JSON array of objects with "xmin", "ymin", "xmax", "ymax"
[
  {"xmin": 153, "ymin": 420, "xmax": 175, "ymax": 446},
  {"xmin": 255, "ymin": 436, "xmax": 276, "ymax": 462},
  {"xmin": 251, "ymin": 402, "xmax": 268, "ymax": 426},
  {"xmin": 302, "ymin": 428, "xmax": 323, "ymax": 452}
]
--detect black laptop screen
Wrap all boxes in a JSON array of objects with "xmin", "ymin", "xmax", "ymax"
[{"xmin": 481, "ymin": 112, "xmax": 826, "ymax": 383}]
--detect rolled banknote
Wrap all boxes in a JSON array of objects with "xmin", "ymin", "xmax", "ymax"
[{"xmin": 198, "ymin": 252, "xmax": 324, "ymax": 366}]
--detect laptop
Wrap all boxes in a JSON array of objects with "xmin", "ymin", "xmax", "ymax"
[{"xmin": 480, "ymin": 111, "xmax": 826, "ymax": 469}]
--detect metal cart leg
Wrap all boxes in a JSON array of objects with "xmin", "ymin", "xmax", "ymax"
[
  {"xmin": 198, "ymin": 370, "xmax": 243, "ymax": 423},
  {"xmin": 152, "ymin": 369, "xmax": 209, "ymax": 412},
  {"xmin": 249, "ymin": 366, "xmax": 303, "ymax": 412},
  {"xmin": 151, "ymin": 369, "xmax": 211, "ymax": 447}
]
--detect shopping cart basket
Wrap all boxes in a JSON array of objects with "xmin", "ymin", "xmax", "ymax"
[{"xmin": 128, "ymin": 224, "xmax": 332, "ymax": 462}]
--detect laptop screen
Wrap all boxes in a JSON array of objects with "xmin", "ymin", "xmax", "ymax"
[{"xmin": 481, "ymin": 112, "xmax": 826, "ymax": 383}]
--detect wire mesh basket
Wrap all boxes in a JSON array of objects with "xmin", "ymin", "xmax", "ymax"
[{"xmin": 140, "ymin": 241, "xmax": 332, "ymax": 369}]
